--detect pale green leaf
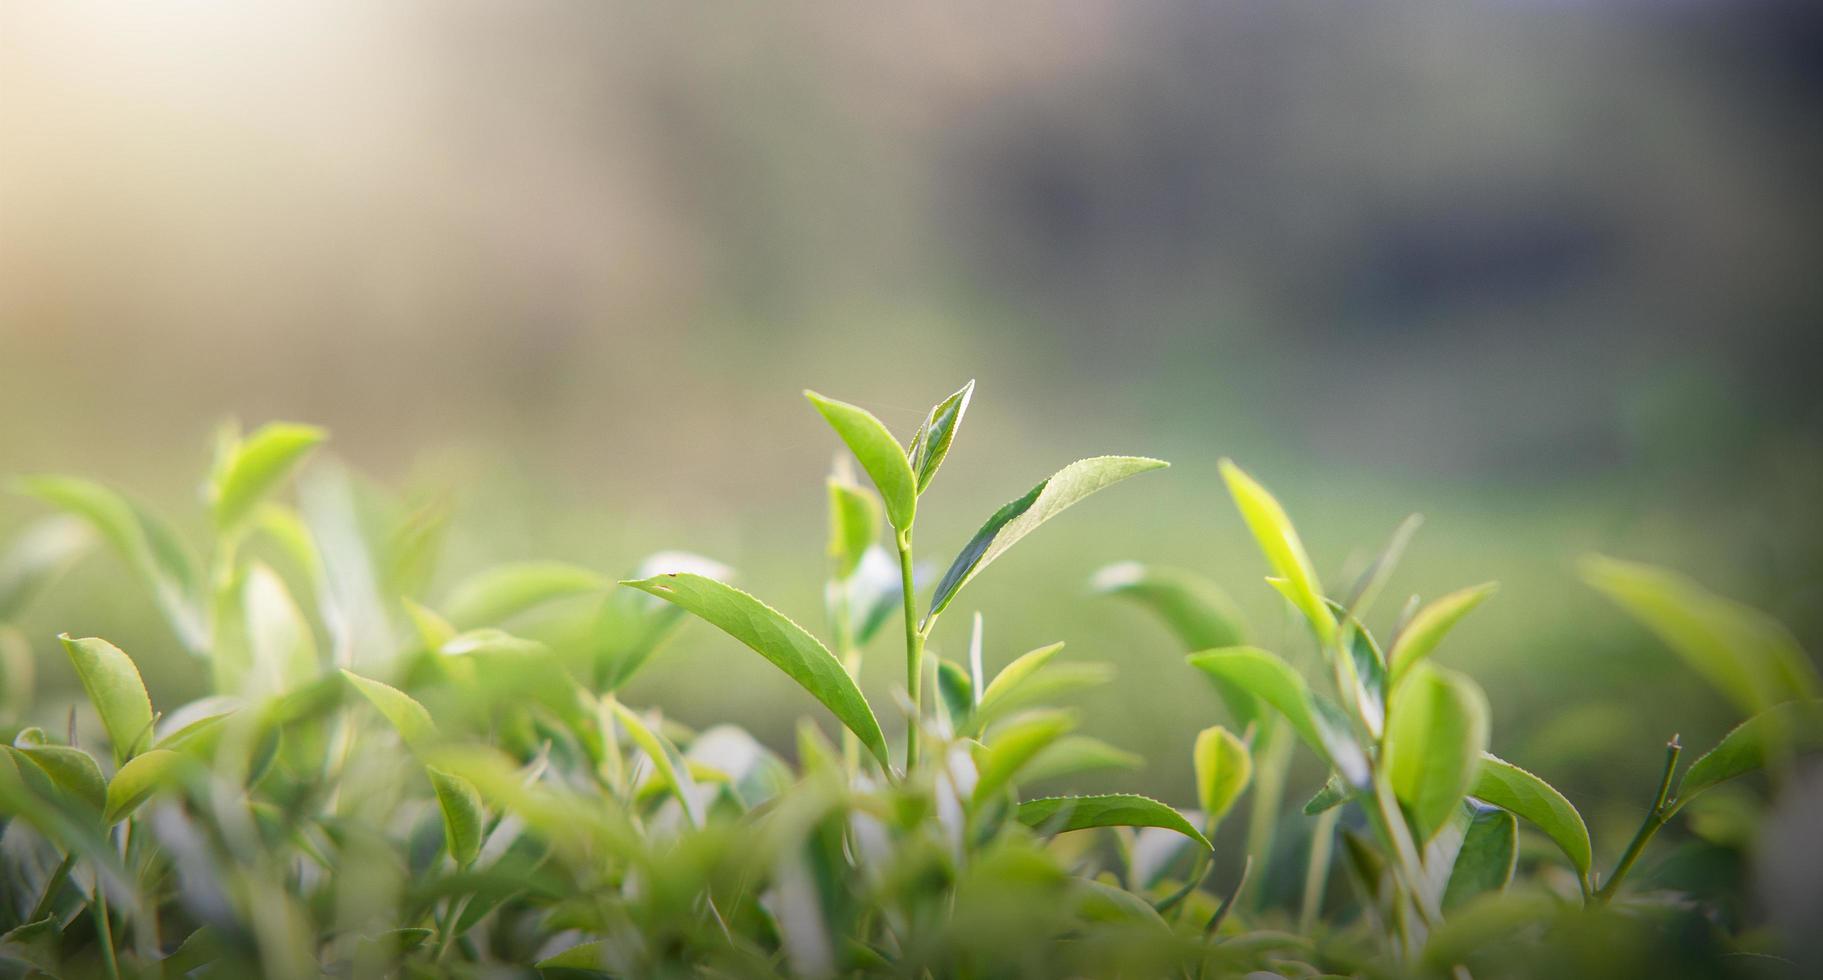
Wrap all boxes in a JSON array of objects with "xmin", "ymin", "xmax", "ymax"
[
  {"xmin": 907, "ymin": 379, "xmax": 974, "ymax": 494},
  {"xmin": 426, "ymin": 766, "xmax": 485, "ymax": 867},
  {"xmin": 620, "ymin": 573, "xmax": 889, "ymax": 767},
  {"xmin": 61, "ymin": 635, "xmax": 155, "ymax": 764},
  {"xmin": 1193, "ymin": 725, "xmax": 1252, "ymax": 825},
  {"xmin": 1017, "ymin": 793, "xmax": 1211, "ymax": 849},
  {"xmin": 1471, "ymin": 753, "xmax": 1591, "ymax": 879},
  {"xmin": 0, "ymin": 516, "xmax": 93, "ymax": 621},
  {"xmin": 1021, "ymin": 735, "xmax": 1145, "ymax": 784},
  {"xmin": 1676, "ymin": 698, "xmax": 1823, "ymax": 804},
  {"xmin": 1443, "ymin": 803, "xmax": 1517, "ymax": 911},
  {"xmin": 1091, "ymin": 562, "xmax": 1246, "ymax": 651},
  {"xmin": 609, "ymin": 699, "xmax": 704, "ymax": 827},
  {"xmin": 1218, "ymin": 460, "xmax": 1335, "ymax": 645},
  {"xmin": 804, "ymin": 390, "xmax": 918, "ymax": 531},
  {"xmin": 927, "ymin": 456, "xmax": 1168, "ymax": 621},
  {"xmin": 1186, "ymin": 647, "xmax": 1323, "ymax": 759},
  {"xmin": 826, "ymin": 468, "xmax": 881, "ymax": 580},
  {"xmin": 1343, "ymin": 513, "xmax": 1423, "ymax": 619},
  {"xmin": 1388, "ymin": 583, "xmax": 1498, "ymax": 684},
  {"xmin": 978, "ymin": 641, "xmax": 1066, "ymax": 713},
  {"xmin": 342, "ymin": 670, "xmax": 437, "ymax": 750},
  {"xmin": 443, "ymin": 561, "xmax": 612, "ymax": 629},
  {"xmin": 210, "ymin": 422, "xmax": 327, "ymax": 533},
  {"xmin": 105, "ymin": 748, "xmax": 189, "ymax": 822},
  {"xmin": 1385, "ymin": 664, "xmax": 1490, "ymax": 842},
  {"xmin": 972, "ymin": 710, "xmax": 1075, "ymax": 804},
  {"xmin": 242, "ymin": 563, "xmax": 319, "ymax": 696}
]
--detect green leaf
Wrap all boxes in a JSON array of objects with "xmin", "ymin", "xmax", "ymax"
[
  {"xmin": 1091, "ymin": 562, "xmax": 1246, "ymax": 651},
  {"xmin": 1303, "ymin": 775, "xmax": 1350, "ymax": 815},
  {"xmin": 972, "ymin": 710, "xmax": 1075, "ymax": 804},
  {"xmin": 1443, "ymin": 803, "xmax": 1517, "ymax": 911},
  {"xmin": 804, "ymin": 390, "xmax": 918, "ymax": 531},
  {"xmin": 826, "ymin": 468, "xmax": 881, "ymax": 580},
  {"xmin": 1385, "ymin": 664, "xmax": 1490, "ymax": 842},
  {"xmin": 1017, "ymin": 794, "xmax": 1211, "ymax": 849},
  {"xmin": 937, "ymin": 659, "xmax": 973, "ymax": 729},
  {"xmin": 907, "ymin": 380, "xmax": 974, "ymax": 494},
  {"xmin": 443, "ymin": 561, "xmax": 612, "ymax": 629},
  {"xmin": 537, "ymin": 939, "xmax": 611, "ymax": 971},
  {"xmin": 209, "ymin": 422, "xmax": 327, "ymax": 533},
  {"xmin": 1218, "ymin": 460, "xmax": 1336, "ymax": 646},
  {"xmin": 1387, "ymin": 583, "xmax": 1497, "ymax": 684},
  {"xmin": 1343, "ymin": 513, "xmax": 1423, "ymax": 619},
  {"xmin": 620, "ymin": 573, "xmax": 889, "ymax": 768},
  {"xmin": 342, "ymin": 670, "xmax": 437, "ymax": 750},
  {"xmin": 1193, "ymin": 725, "xmax": 1252, "ymax": 825},
  {"xmin": 1582, "ymin": 555, "xmax": 1819, "ymax": 715},
  {"xmin": 927, "ymin": 456, "xmax": 1167, "ymax": 621},
  {"xmin": 21, "ymin": 477, "xmax": 204, "ymax": 652},
  {"xmin": 241, "ymin": 563, "xmax": 319, "ymax": 696},
  {"xmin": 17, "ymin": 745, "xmax": 107, "ymax": 813},
  {"xmin": 1186, "ymin": 647, "xmax": 1323, "ymax": 760},
  {"xmin": 1676, "ymin": 699, "xmax": 1823, "ymax": 804},
  {"xmin": 608, "ymin": 700, "xmax": 704, "ymax": 827},
  {"xmin": 970, "ymin": 663, "xmax": 1113, "ymax": 734},
  {"xmin": 60, "ymin": 635, "xmax": 155, "ymax": 764},
  {"xmin": 1471, "ymin": 753, "xmax": 1592, "ymax": 879},
  {"xmin": 1021, "ymin": 736, "xmax": 1145, "ymax": 784},
  {"xmin": 426, "ymin": 766, "xmax": 485, "ymax": 867},
  {"xmin": 977, "ymin": 641, "xmax": 1066, "ymax": 715},
  {"xmin": 0, "ymin": 516, "xmax": 93, "ymax": 621},
  {"xmin": 105, "ymin": 748, "xmax": 189, "ymax": 822}
]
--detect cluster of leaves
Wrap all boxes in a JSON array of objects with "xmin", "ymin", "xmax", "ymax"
[{"xmin": 0, "ymin": 391, "xmax": 1817, "ymax": 980}]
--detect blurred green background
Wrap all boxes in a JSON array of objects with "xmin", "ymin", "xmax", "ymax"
[{"xmin": 3, "ymin": 2, "xmax": 1820, "ymax": 869}]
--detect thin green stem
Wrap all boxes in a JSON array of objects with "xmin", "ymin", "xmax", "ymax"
[
  {"xmin": 1595, "ymin": 735, "xmax": 1681, "ymax": 904},
  {"xmin": 896, "ymin": 529, "xmax": 924, "ymax": 772},
  {"xmin": 93, "ymin": 887, "xmax": 121, "ymax": 980},
  {"xmin": 1300, "ymin": 807, "xmax": 1339, "ymax": 934}
]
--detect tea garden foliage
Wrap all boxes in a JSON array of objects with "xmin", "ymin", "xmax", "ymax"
[{"xmin": 0, "ymin": 389, "xmax": 1817, "ymax": 979}]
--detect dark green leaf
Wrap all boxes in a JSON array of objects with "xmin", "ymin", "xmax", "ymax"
[
  {"xmin": 1443, "ymin": 802, "xmax": 1517, "ymax": 911},
  {"xmin": 1303, "ymin": 775, "xmax": 1350, "ymax": 815},
  {"xmin": 1091, "ymin": 562, "xmax": 1247, "ymax": 650},
  {"xmin": 937, "ymin": 659, "xmax": 973, "ymax": 729},
  {"xmin": 907, "ymin": 380, "xmax": 974, "ymax": 494}
]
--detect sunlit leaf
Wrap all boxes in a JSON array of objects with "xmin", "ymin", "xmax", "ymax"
[
  {"xmin": 906, "ymin": 379, "xmax": 974, "ymax": 494},
  {"xmin": 804, "ymin": 390, "xmax": 918, "ymax": 531},
  {"xmin": 1385, "ymin": 664, "xmax": 1489, "ymax": 841},
  {"xmin": 1471, "ymin": 753, "xmax": 1591, "ymax": 879},
  {"xmin": 1387, "ymin": 583, "xmax": 1497, "ymax": 685},
  {"xmin": 620, "ymin": 573, "xmax": 889, "ymax": 767},
  {"xmin": 1675, "ymin": 698, "xmax": 1823, "ymax": 804},
  {"xmin": 1186, "ymin": 647, "xmax": 1323, "ymax": 760},
  {"xmin": 61, "ymin": 634, "xmax": 155, "ymax": 764},
  {"xmin": 1017, "ymin": 794, "xmax": 1210, "ymax": 849},
  {"xmin": 1193, "ymin": 725, "xmax": 1252, "ymax": 826},
  {"xmin": 209, "ymin": 422, "xmax": 327, "ymax": 534},
  {"xmin": 927, "ymin": 456, "xmax": 1168, "ymax": 621},
  {"xmin": 1218, "ymin": 460, "xmax": 1335, "ymax": 646}
]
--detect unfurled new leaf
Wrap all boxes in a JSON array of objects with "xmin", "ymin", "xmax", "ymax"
[
  {"xmin": 610, "ymin": 700, "xmax": 704, "ymax": 827},
  {"xmin": 826, "ymin": 468, "xmax": 881, "ymax": 580},
  {"xmin": 1017, "ymin": 794, "xmax": 1211, "ymax": 849},
  {"xmin": 804, "ymin": 391, "xmax": 918, "ymax": 531},
  {"xmin": 210, "ymin": 422, "xmax": 327, "ymax": 534},
  {"xmin": 1193, "ymin": 725, "xmax": 1252, "ymax": 825},
  {"xmin": 1218, "ymin": 460, "xmax": 1336, "ymax": 645},
  {"xmin": 1385, "ymin": 664, "xmax": 1490, "ymax": 841},
  {"xmin": 1471, "ymin": 753, "xmax": 1591, "ymax": 879},
  {"xmin": 907, "ymin": 380, "xmax": 974, "ymax": 494},
  {"xmin": 426, "ymin": 767, "xmax": 484, "ymax": 866},
  {"xmin": 928, "ymin": 456, "xmax": 1167, "ymax": 621},
  {"xmin": 1388, "ymin": 583, "xmax": 1497, "ymax": 684},
  {"xmin": 61, "ymin": 635, "xmax": 155, "ymax": 764},
  {"xmin": 621, "ymin": 573, "xmax": 889, "ymax": 768}
]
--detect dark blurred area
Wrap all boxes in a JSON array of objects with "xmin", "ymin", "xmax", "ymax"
[{"xmin": 3, "ymin": 0, "xmax": 1820, "ymax": 854}]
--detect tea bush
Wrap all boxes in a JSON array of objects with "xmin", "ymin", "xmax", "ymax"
[{"xmin": 0, "ymin": 387, "xmax": 1817, "ymax": 979}]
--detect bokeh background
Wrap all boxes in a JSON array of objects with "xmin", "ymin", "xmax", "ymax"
[{"xmin": 4, "ymin": 1, "xmax": 1821, "ymax": 872}]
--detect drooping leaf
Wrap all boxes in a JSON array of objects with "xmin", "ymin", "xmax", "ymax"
[
  {"xmin": 0, "ymin": 516, "xmax": 93, "ymax": 621},
  {"xmin": 426, "ymin": 766, "xmax": 485, "ymax": 867},
  {"xmin": 1186, "ymin": 647, "xmax": 1323, "ymax": 759},
  {"xmin": 1387, "ymin": 583, "xmax": 1498, "ymax": 685},
  {"xmin": 1471, "ymin": 753, "xmax": 1592, "ymax": 879},
  {"xmin": 1091, "ymin": 562, "xmax": 1247, "ymax": 651},
  {"xmin": 972, "ymin": 710, "xmax": 1076, "ymax": 804},
  {"xmin": 906, "ymin": 379, "xmax": 974, "ymax": 494},
  {"xmin": 927, "ymin": 456, "xmax": 1168, "ymax": 621},
  {"xmin": 342, "ymin": 670, "xmax": 437, "ymax": 750},
  {"xmin": 1443, "ymin": 802, "xmax": 1517, "ymax": 911},
  {"xmin": 609, "ymin": 700, "xmax": 704, "ymax": 827},
  {"xmin": 1385, "ymin": 664, "xmax": 1490, "ymax": 842},
  {"xmin": 1582, "ymin": 555, "xmax": 1819, "ymax": 715},
  {"xmin": 1017, "ymin": 794, "xmax": 1211, "ymax": 849},
  {"xmin": 1193, "ymin": 725, "xmax": 1252, "ymax": 825},
  {"xmin": 826, "ymin": 466, "xmax": 881, "ymax": 580},
  {"xmin": 1218, "ymin": 460, "xmax": 1336, "ymax": 646},
  {"xmin": 105, "ymin": 748, "xmax": 190, "ymax": 822},
  {"xmin": 443, "ymin": 561, "xmax": 612, "ymax": 629},
  {"xmin": 620, "ymin": 573, "xmax": 889, "ymax": 768},
  {"xmin": 1675, "ymin": 698, "xmax": 1823, "ymax": 804},
  {"xmin": 804, "ymin": 391, "xmax": 918, "ymax": 531},
  {"xmin": 209, "ymin": 422, "xmax": 327, "ymax": 534},
  {"xmin": 61, "ymin": 635, "xmax": 155, "ymax": 764},
  {"xmin": 17, "ymin": 745, "xmax": 107, "ymax": 814},
  {"xmin": 22, "ymin": 478, "xmax": 204, "ymax": 652},
  {"xmin": 1021, "ymin": 736, "xmax": 1145, "ymax": 784}
]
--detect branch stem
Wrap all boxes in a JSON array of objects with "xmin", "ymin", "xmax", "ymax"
[
  {"xmin": 1595, "ymin": 735, "xmax": 1681, "ymax": 904},
  {"xmin": 896, "ymin": 529, "xmax": 924, "ymax": 772}
]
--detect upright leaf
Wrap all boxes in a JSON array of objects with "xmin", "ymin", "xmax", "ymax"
[
  {"xmin": 804, "ymin": 391, "xmax": 918, "ymax": 531},
  {"xmin": 1218, "ymin": 460, "xmax": 1336, "ymax": 645},
  {"xmin": 1387, "ymin": 583, "xmax": 1498, "ymax": 684},
  {"xmin": 1442, "ymin": 803, "xmax": 1517, "ymax": 911},
  {"xmin": 928, "ymin": 456, "xmax": 1168, "ymax": 621},
  {"xmin": 426, "ymin": 767, "xmax": 485, "ymax": 866},
  {"xmin": 907, "ymin": 379, "xmax": 974, "ymax": 494},
  {"xmin": 1343, "ymin": 514, "xmax": 1423, "ymax": 619},
  {"xmin": 1582, "ymin": 556, "xmax": 1819, "ymax": 715},
  {"xmin": 1017, "ymin": 794, "xmax": 1211, "ymax": 849},
  {"xmin": 209, "ymin": 422, "xmax": 327, "ymax": 534},
  {"xmin": 609, "ymin": 700, "xmax": 704, "ymax": 827},
  {"xmin": 61, "ymin": 635, "xmax": 155, "ymax": 764},
  {"xmin": 242, "ymin": 563, "xmax": 319, "ymax": 697},
  {"xmin": 1675, "ymin": 698, "xmax": 1823, "ymax": 804},
  {"xmin": 620, "ymin": 573, "xmax": 889, "ymax": 767},
  {"xmin": 442, "ymin": 561, "xmax": 612, "ymax": 629},
  {"xmin": 1193, "ymin": 725, "xmax": 1252, "ymax": 825},
  {"xmin": 826, "ymin": 466, "xmax": 881, "ymax": 580},
  {"xmin": 1384, "ymin": 664, "xmax": 1490, "ymax": 841},
  {"xmin": 1471, "ymin": 753, "xmax": 1592, "ymax": 879}
]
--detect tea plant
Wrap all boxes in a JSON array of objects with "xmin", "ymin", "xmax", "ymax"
[{"xmin": 0, "ymin": 392, "xmax": 1817, "ymax": 979}]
